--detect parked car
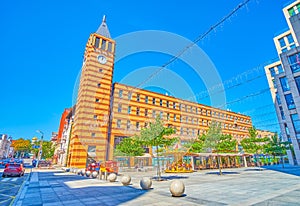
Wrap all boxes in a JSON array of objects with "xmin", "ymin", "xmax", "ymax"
[{"xmin": 2, "ymin": 163, "xmax": 25, "ymax": 177}]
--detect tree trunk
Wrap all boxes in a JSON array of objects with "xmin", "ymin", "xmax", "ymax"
[
  {"xmin": 217, "ymin": 154, "xmax": 222, "ymax": 175},
  {"xmin": 156, "ymin": 145, "xmax": 161, "ymax": 180}
]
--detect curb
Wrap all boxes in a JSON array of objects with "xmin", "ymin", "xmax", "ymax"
[{"xmin": 11, "ymin": 168, "xmax": 32, "ymax": 206}]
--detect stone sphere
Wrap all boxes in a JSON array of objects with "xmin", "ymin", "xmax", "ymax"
[
  {"xmin": 169, "ymin": 180, "xmax": 185, "ymax": 197},
  {"xmin": 121, "ymin": 175, "xmax": 131, "ymax": 185},
  {"xmin": 86, "ymin": 171, "xmax": 91, "ymax": 177},
  {"xmin": 81, "ymin": 170, "xmax": 86, "ymax": 176},
  {"xmin": 92, "ymin": 171, "xmax": 98, "ymax": 178},
  {"xmin": 140, "ymin": 177, "xmax": 152, "ymax": 190},
  {"xmin": 74, "ymin": 169, "xmax": 77, "ymax": 174},
  {"xmin": 77, "ymin": 169, "xmax": 81, "ymax": 175},
  {"xmin": 108, "ymin": 173, "xmax": 117, "ymax": 182}
]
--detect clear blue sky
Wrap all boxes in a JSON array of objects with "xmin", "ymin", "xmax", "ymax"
[{"xmin": 0, "ymin": 0, "xmax": 292, "ymax": 140}]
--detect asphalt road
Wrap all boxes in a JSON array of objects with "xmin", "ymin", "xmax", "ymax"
[{"xmin": 0, "ymin": 167, "xmax": 30, "ymax": 206}]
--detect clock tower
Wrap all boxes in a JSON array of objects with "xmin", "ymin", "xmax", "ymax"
[{"xmin": 67, "ymin": 16, "xmax": 115, "ymax": 168}]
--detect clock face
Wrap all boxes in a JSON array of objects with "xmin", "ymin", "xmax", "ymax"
[{"xmin": 97, "ymin": 55, "xmax": 107, "ymax": 64}]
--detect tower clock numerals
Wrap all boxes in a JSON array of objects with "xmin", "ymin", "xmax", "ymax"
[{"xmin": 97, "ymin": 55, "xmax": 107, "ymax": 64}]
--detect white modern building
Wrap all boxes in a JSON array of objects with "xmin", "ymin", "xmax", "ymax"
[
  {"xmin": 0, "ymin": 134, "xmax": 12, "ymax": 158},
  {"xmin": 265, "ymin": 0, "xmax": 300, "ymax": 165}
]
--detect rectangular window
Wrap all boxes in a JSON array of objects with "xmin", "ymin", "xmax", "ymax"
[
  {"xmin": 288, "ymin": 7, "xmax": 296, "ymax": 16},
  {"xmin": 127, "ymin": 120, "xmax": 131, "ymax": 130},
  {"xmin": 152, "ymin": 98, "xmax": 156, "ymax": 105},
  {"xmin": 107, "ymin": 42, "xmax": 112, "ymax": 52},
  {"xmin": 136, "ymin": 122, "xmax": 140, "ymax": 130},
  {"xmin": 93, "ymin": 115, "xmax": 97, "ymax": 120},
  {"xmin": 95, "ymin": 37, "xmax": 100, "ymax": 48},
  {"xmin": 144, "ymin": 109, "xmax": 148, "ymax": 117},
  {"xmin": 145, "ymin": 96, "xmax": 148, "ymax": 103},
  {"xmin": 180, "ymin": 127, "xmax": 183, "ymax": 135},
  {"xmin": 174, "ymin": 114, "xmax": 176, "ymax": 121},
  {"xmin": 152, "ymin": 110, "xmax": 156, "ymax": 118},
  {"xmin": 288, "ymin": 53, "xmax": 300, "ymax": 73},
  {"xmin": 97, "ymin": 83, "xmax": 101, "ymax": 87},
  {"xmin": 99, "ymin": 68, "xmax": 103, "ymax": 72},
  {"xmin": 128, "ymin": 92, "xmax": 132, "ymax": 100},
  {"xmin": 285, "ymin": 93, "xmax": 296, "ymax": 110},
  {"xmin": 185, "ymin": 106, "xmax": 188, "ymax": 112},
  {"xmin": 179, "ymin": 104, "xmax": 182, "ymax": 110},
  {"xmin": 279, "ymin": 38, "xmax": 286, "ymax": 47},
  {"xmin": 160, "ymin": 99, "xmax": 163, "ymax": 106},
  {"xmin": 277, "ymin": 64, "xmax": 284, "ymax": 74},
  {"xmin": 166, "ymin": 101, "xmax": 169, "ymax": 108},
  {"xmin": 128, "ymin": 106, "xmax": 131, "ymax": 114},
  {"xmin": 269, "ymin": 67, "xmax": 276, "ymax": 77},
  {"xmin": 167, "ymin": 113, "xmax": 170, "ymax": 121},
  {"xmin": 160, "ymin": 111, "xmax": 163, "ymax": 119},
  {"xmin": 276, "ymin": 93, "xmax": 281, "ymax": 105},
  {"xmin": 196, "ymin": 108, "xmax": 198, "ymax": 114},
  {"xmin": 180, "ymin": 115, "xmax": 182, "ymax": 123},
  {"xmin": 101, "ymin": 39, "xmax": 107, "ymax": 50},
  {"xmin": 117, "ymin": 119, "xmax": 121, "ymax": 128},
  {"xmin": 190, "ymin": 106, "xmax": 193, "ymax": 113},
  {"xmin": 118, "ymin": 104, "xmax": 122, "ymax": 112},
  {"xmin": 173, "ymin": 102, "xmax": 176, "ymax": 109},
  {"xmin": 279, "ymin": 106, "xmax": 285, "ymax": 120},
  {"xmin": 280, "ymin": 77, "xmax": 290, "ymax": 92},
  {"xmin": 287, "ymin": 34, "xmax": 294, "ymax": 44},
  {"xmin": 295, "ymin": 76, "xmax": 300, "ymax": 94},
  {"xmin": 91, "ymin": 133, "xmax": 95, "ymax": 137},
  {"xmin": 137, "ymin": 94, "xmax": 140, "ymax": 102},
  {"xmin": 95, "ymin": 98, "xmax": 99, "ymax": 102},
  {"xmin": 291, "ymin": 114, "xmax": 300, "ymax": 134},
  {"xmin": 144, "ymin": 122, "xmax": 148, "ymax": 128},
  {"xmin": 119, "ymin": 90, "xmax": 123, "ymax": 98},
  {"xmin": 88, "ymin": 145, "xmax": 96, "ymax": 153},
  {"xmin": 136, "ymin": 107, "xmax": 140, "ymax": 115}
]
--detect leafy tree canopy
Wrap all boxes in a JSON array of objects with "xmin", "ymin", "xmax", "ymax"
[{"xmin": 115, "ymin": 136, "xmax": 145, "ymax": 157}]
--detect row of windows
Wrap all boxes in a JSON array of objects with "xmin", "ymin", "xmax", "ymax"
[
  {"xmin": 269, "ymin": 64, "xmax": 284, "ymax": 78},
  {"xmin": 94, "ymin": 37, "xmax": 113, "ymax": 52},
  {"xmin": 117, "ymin": 90, "xmax": 250, "ymax": 123},
  {"xmin": 278, "ymin": 34, "xmax": 295, "ymax": 53},
  {"xmin": 288, "ymin": 53, "xmax": 300, "ymax": 73},
  {"xmin": 115, "ymin": 119, "xmax": 248, "ymax": 131},
  {"xmin": 118, "ymin": 104, "xmax": 249, "ymax": 125},
  {"xmin": 288, "ymin": 3, "xmax": 300, "ymax": 17}
]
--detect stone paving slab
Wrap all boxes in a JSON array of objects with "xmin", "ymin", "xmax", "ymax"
[{"xmin": 12, "ymin": 165, "xmax": 300, "ymax": 206}]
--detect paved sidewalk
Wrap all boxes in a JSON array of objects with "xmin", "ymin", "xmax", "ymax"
[{"xmin": 13, "ymin": 165, "xmax": 300, "ymax": 206}]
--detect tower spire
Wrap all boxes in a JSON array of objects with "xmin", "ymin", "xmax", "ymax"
[{"xmin": 96, "ymin": 15, "xmax": 111, "ymax": 38}]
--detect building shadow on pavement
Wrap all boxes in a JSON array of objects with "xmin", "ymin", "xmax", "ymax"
[
  {"xmin": 22, "ymin": 171, "xmax": 149, "ymax": 206},
  {"xmin": 262, "ymin": 165, "xmax": 300, "ymax": 177},
  {"xmin": 205, "ymin": 171, "xmax": 240, "ymax": 175}
]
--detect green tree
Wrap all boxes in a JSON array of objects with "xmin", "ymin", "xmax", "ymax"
[
  {"xmin": 240, "ymin": 127, "xmax": 269, "ymax": 169},
  {"xmin": 11, "ymin": 138, "xmax": 31, "ymax": 158},
  {"xmin": 265, "ymin": 134, "xmax": 290, "ymax": 168},
  {"xmin": 41, "ymin": 141, "xmax": 55, "ymax": 159},
  {"xmin": 136, "ymin": 116, "xmax": 177, "ymax": 180},
  {"xmin": 186, "ymin": 134, "xmax": 206, "ymax": 153},
  {"xmin": 202, "ymin": 121, "xmax": 224, "ymax": 175},
  {"xmin": 114, "ymin": 136, "xmax": 145, "ymax": 157}
]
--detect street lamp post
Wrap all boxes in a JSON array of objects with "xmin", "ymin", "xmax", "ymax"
[{"xmin": 36, "ymin": 130, "xmax": 44, "ymax": 168}]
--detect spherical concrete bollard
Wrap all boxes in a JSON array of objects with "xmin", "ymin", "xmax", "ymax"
[
  {"xmin": 81, "ymin": 170, "xmax": 86, "ymax": 176},
  {"xmin": 92, "ymin": 171, "xmax": 98, "ymax": 178},
  {"xmin": 86, "ymin": 170, "xmax": 91, "ymax": 177},
  {"xmin": 77, "ymin": 169, "xmax": 82, "ymax": 175},
  {"xmin": 121, "ymin": 175, "xmax": 131, "ymax": 186},
  {"xmin": 74, "ymin": 169, "xmax": 77, "ymax": 174},
  {"xmin": 169, "ymin": 180, "xmax": 185, "ymax": 197},
  {"xmin": 140, "ymin": 177, "xmax": 152, "ymax": 190},
  {"xmin": 108, "ymin": 173, "xmax": 117, "ymax": 182}
]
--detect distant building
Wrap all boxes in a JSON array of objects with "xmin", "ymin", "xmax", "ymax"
[
  {"xmin": 67, "ymin": 16, "xmax": 253, "ymax": 168},
  {"xmin": 264, "ymin": 0, "xmax": 300, "ymax": 165},
  {"xmin": 0, "ymin": 134, "xmax": 12, "ymax": 158},
  {"xmin": 55, "ymin": 108, "xmax": 73, "ymax": 166},
  {"xmin": 256, "ymin": 130, "xmax": 276, "ymax": 139}
]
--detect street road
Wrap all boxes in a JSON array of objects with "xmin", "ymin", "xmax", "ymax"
[{"xmin": 0, "ymin": 167, "xmax": 29, "ymax": 206}]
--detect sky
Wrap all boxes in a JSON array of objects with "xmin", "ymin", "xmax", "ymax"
[{"xmin": 0, "ymin": 0, "xmax": 293, "ymax": 140}]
